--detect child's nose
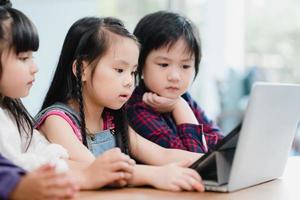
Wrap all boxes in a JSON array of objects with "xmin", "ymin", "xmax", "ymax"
[
  {"xmin": 167, "ymin": 68, "xmax": 180, "ymax": 81},
  {"xmin": 30, "ymin": 62, "xmax": 38, "ymax": 74},
  {"xmin": 124, "ymin": 75, "xmax": 134, "ymax": 88}
]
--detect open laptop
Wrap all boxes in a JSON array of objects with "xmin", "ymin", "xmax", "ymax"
[{"xmin": 190, "ymin": 82, "xmax": 300, "ymax": 192}]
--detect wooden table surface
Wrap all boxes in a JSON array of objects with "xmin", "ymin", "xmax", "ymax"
[{"xmin": 77, "ymin": 156, "xmax": 300, "ymax": 200}]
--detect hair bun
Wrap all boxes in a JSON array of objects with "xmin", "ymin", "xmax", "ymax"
[{"xmin": 0, "ymin": 0, "xmax": 12, "ymax": 8}]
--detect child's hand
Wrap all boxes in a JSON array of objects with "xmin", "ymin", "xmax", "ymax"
[
  {"xmin": 150, "ymin": 160, "xmax": 204, "ymax": 192},
  {"xmin": 82, "ymin": 148, "xmax": 135, "ymax": 189},
  {"xmin": 143, "ymin": 92, "xmax": 179, "ymax": 113},
  {"xmin": 109, "ymin": 178, "xmax": 131, "ymax": 188},
  {"xmin": 10, "ymin": 164, "xmax": 79, "ymax": 200}
]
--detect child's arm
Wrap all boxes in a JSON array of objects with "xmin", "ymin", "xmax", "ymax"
[
  {"xmin": 128, "ymin": 128, "xmax": 204, "ymax": 192},
  {"xmin": 70, "ymin": 148, "xmax": 135, "ymax": 190},
  {"xmin": 128, "ymin": 162, "xmax": 204, "ymax": 192},
  {"xmin": 139, "ymin": 92, "xmax": 223, "ymax": 151},
  {"xmin": 129, "ymin": 127, "xmax": 202, "ymax": 166},
  {"xmin": 40, "ymin": 115, "xmax": 136, "ymax": 188},
  {"xmin": 187, "ymin": 93, "xmax": 224, "ymax": 148},
  {"xmin": 126, "ymin": 97, "xmax": 206, "ymax": 153},
  {"xmin": 39, "ymin": 115, "xmax": 95, "ymax": 163},
  {"xmin": 146, "ymin": 92, "xmax": 224, "ymax": 149},
  {"xmin": 172, "ymin": 97, "xmax": 199, "ymax": 124},
  {"xmin": 143, "ymin": 92, "xmax": 199, "ymax": 124}
]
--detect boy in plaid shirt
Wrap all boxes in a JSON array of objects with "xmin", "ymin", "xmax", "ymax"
[{"xmin": 126, "ymin": 11, "xmax": 223, "ymax": 153}]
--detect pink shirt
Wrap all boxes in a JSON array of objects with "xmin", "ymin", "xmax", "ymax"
[{"xmin": 35, "ymin": 109, "xmax": 115, "ymax": 142}]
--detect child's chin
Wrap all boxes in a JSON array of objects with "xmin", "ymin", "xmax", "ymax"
[
  {"xmin": 108, "ymin": 104, "xmax": 124, "ymax": 110},
  {"xmin": 18, "ymin": 93, "xmax": 30, "ymax": 99},
  {"xmin": 162, "ymin": 93, "xmax": 181, "ymax": 99}
]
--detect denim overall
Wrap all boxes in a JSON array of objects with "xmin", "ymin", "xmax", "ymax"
[
  {"xmin": 86, "ymin": 129, "xmax": 116, "ymax": 157},
  {"xmin": 35, "ymin": 103, "xmax": 117, "ymax": 157}
]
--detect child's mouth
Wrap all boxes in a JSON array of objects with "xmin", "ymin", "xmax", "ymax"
[{"xmin": 119, "ymin": 94, "xmax": 129, "ymax": 101}]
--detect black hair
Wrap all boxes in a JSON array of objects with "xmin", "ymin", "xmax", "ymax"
[
  {"xmin": 41, "ymin": 17, "xmax": 137, "ymax": 155},
  {"xmin": 0, "ymin": 3, "xmax": 39, "ymax": 149},
  {"xmin": 0, "ymin": 0, "xmax": 11, "ymax": 8},
  {"xmin": 134, "ymin": 10, "xmax": 201, "ymax": 81}
]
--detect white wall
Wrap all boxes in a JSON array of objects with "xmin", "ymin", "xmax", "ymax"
[
  {"xmin": 13, "ymin": 0, "xmax": 245, "ymax": 120},
  {"xmin": 190, "ymin": 0, "xmax": 245, "ymax": 119},
  {"xmin": 14, "ymin": 0, "xmax": 101, "ymax": 115}
]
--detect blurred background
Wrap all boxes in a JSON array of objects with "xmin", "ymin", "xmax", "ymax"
[{"xmin": 13, "ymin": 0, "xmax": 300, "ymax": 155}]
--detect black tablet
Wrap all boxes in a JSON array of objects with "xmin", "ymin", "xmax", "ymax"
[{"xmin": 189, "ymin": 122, "xmax": 242, "ymax": 169}]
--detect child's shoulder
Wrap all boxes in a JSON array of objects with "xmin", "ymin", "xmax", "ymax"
[
  {"xmin": 0, "ymin": 107, "xmax": 5, "ymax": 115},
  {"xmin": 36, "ymin": 103, "xmax": 78, "ymax": 118},
  {"xmin": 0, "ymin": 108, "xmax": 8, "ymax": 125},
  {"xmin": 35, "ymin": 103, "xmax": 80, "ymax": 128},
  {"xmin": 0, "ymin": 107, "xmax": 14, "ymax": 122},
  {"xmin": 0, "ymin": 107, "xmax": 20, "ymax": 133},
  {"xmin": 34, "ymin": 103, "xmax": 82, "ymax": 141}
]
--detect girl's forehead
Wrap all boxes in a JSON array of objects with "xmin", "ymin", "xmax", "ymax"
[
  {"xmin": 108, "ymin": 38, "xmax": 138, "ymax": 56},
  {"xmin": 95, "ymin": 39, "xmax": 138, "ymax": 68}
]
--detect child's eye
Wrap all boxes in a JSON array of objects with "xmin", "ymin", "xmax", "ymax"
[
  {"xmin": 115, "ymin": 68, "xmax": 124, "ymax": 73},
  {"xmin": 18, "ymin": 56, "xmax": 30, "ymax": 61},
  {"xmin": 182, "ymin": 65, "xmax": 191, "ymax": 69},
  {"xmin": 18, "ymin": 52, "xmax": 33, "ymax": 62},
  {"xmin": 158, "ymin": 63, "xmax": 169, "ymax": 68},
  {"xmin": 131, "ymin": 71, "xmax": 137, "ymax": 76}
]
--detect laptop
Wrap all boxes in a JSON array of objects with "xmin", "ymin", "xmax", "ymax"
[{"xmin": 190, "ymin": 82, "xmax": 300, "ymax": 192}]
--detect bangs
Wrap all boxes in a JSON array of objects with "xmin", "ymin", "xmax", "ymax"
[
  {"xmin": 151, "ymin": 22, "xmax": 198, "ymax": 59},
  {"xmin": 159, "ymin": 35, "xmax": 197, "ymax": 59},
  {"xmin": 10, "ymin": 8, "xmax": 39, "ymax": 54}
]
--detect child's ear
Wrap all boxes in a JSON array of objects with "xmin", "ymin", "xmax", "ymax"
[{"xmin": 72, "ymin": 60, "xmax": 89, "ymax": 81}]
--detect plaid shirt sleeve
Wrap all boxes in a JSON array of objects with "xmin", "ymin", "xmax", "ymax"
[
  {"xmin": 182, "ymin": 93, "xmax": 224, "ymax": 149},
  {"xmin": 126, "ymin": 101, "xmax": 207, "ymax": 153}
]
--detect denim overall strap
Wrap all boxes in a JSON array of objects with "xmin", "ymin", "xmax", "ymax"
[{"xmin": 35, "ymin": 102, "xmax": 81, "ymax": 128}]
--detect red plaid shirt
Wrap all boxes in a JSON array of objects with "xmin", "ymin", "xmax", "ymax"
[{"xmin": 125, "ymin": 82, "xmax": 223, "ymax": 153}]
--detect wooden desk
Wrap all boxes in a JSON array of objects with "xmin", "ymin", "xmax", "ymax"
[{"xmin": 77, "ymin": 157, "xmax": 300, "ymax": 200}]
